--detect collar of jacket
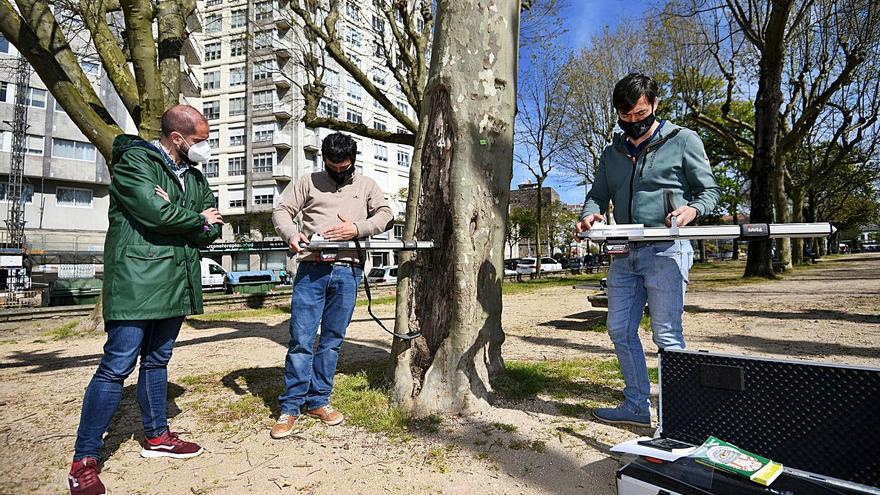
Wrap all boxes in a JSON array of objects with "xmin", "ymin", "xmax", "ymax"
[
  {"xmin": 613, "ymin": 121, "xmax": 683, "ymax": 156},
  {"xmin": 111, "ymin": 134, "xmax": 189, "ymax": 188}
]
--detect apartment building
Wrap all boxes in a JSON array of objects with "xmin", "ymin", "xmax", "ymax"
[{"xmin": 193, "ymin": 0, "xmax": 416, "ymax": 271}]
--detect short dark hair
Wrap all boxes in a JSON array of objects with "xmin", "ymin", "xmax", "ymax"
[
  {"xmin": 161, "ymin": 105, "xmax": 206, "ymax": 138},
  {"xmin": 321, "ymin": 132, "xmax": 357, "ymax": 165},
  {"xmin": 612, "ymin": 73, "xmax": 659, "ymax": 113}
]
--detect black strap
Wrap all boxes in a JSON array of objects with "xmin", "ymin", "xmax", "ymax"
[{"xmin": 353, "ymin": 238, "xmax": 422, "ymax": 341}]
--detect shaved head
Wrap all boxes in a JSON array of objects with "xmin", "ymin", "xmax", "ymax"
[{"xmin": 161, "ymin": 105, "xmax": 208, "ymax": 138}]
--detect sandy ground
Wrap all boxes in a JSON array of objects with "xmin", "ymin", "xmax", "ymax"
[{"xmin": 1, "ymin": 254, "xmax": 878, "ymax": 494}]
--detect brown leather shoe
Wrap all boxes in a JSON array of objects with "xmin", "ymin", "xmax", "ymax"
[
  {"xmin": 305, "ymin": 405, "xmax": 344, "ymax": 426},
  {"xmin": 270, "ymin": 413, "xmax": 300, "ymax": 439}
]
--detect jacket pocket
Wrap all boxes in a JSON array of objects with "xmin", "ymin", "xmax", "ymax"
[
  {"xmin": 124, "ymin": 245, "xmax": 175, "ymax": 261},
  {"xmin": 121, "ymin": 245, "xmax": 181, "ymax": 313}
]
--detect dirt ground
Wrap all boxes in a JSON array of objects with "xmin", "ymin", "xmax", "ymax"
[{"xmin": 1, "ymin": 254, "xmax": 878, "ymax": 494}]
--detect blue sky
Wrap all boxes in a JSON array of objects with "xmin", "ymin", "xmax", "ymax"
[{"xmin": 513, "ymin": 0, "xmax": 657, "ymax": 205}]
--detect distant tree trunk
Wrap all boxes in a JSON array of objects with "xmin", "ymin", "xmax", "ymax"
[
  {"xmin": 772, "ymin": 156, "xmax": 792, "ymax": 270},
  {"xmin": 791, "ymin": 185, "xmax": 804, "ymax": 264},
  {"xmin": 698, "ymin": 240, "xmax": 706, "ymax": 263},
  {"xmin": 535, "ymin": 177, "xmax": 544, "ymax": 275},
  {"xmin": 732, "ymin": 208, "xmax": 740, "ymax": 260},
  {"xmin": 389, "ymin": 0, "xmax": 520, "ymax": 417}
]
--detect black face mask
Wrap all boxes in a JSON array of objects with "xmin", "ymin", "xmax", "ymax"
[
  {"xmin": 325, "ymin": 164, "xmax": 355, "ymax": 185},
  {"xmin": 618, "ymin": 112, "xmax": 656, "ymax": 140}
]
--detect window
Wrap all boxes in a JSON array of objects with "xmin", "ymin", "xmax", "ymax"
[
  {"xmin": 323, "ymin": 69, "xmax": 338, "ymax": 86},
  {"xmin": 371, "ymin": 68, "xmax": 386, "ymax": 85},
  {"xmin": 393, "ymin": 224, "xmax": 404, "ymax": 239},
  {"xmin": 203, "ymin": 71, "xmax": 220, "ymax": 90},
  {"xmin": 0, "ymin": 183, "xmax": 34, "ymax": 203},
  {"xmin": 255, "ymin": 1, "xmax": 273, "ymax": 21},
  {"xmin": 374, "ymin": 144, "xmax": 388, "ymax": 162},
  {"xmin": 80, "ymin": 60, "xmax": 101, "ymax": 77},
  {"xmin": 254, "ymin": 30, "xmax": 274, "ymax": 50},
  {"xmin": 253, "ymin": 90, "xmax": 273, "ymax": 110},
  {"xmin": 203, "ymin": 100, "xmax": 220, "ymax": 120},
  {"xmin": 206, "ymin": 0, "xmax": 222, "ymax": 6},
  {"xmin": 205, "ymin": 159, "xmax": 219, "ymax": 178},
  {"xmin": 347, "ymin": 52, "xmax": 361, "ymax": 68},
  {"xmin": 230, "ymin": 9, "xmax": 247, "ymax": 28},
  {"xmin": 373, "ymin": 119, "xmax": 387, "ymax": 132},
  {"xmin": 345, "ymin": 1, "xmax": 360, "ymax": 20},
  {"xmin": 253, "ymin": 185, "xmax": 275, "ymax": 205},
  {"xmin": 205, "ymin": 13, "xmax": 222, "ymax": 33},
  {"xmin": 0, "ymin": 130, "xmax": 9, "ymax": 151},
  {"xmin": 26, "ymin": 135, "xmax": 44, "ymax": 155},
  {"xmin": 228, "ymin": 156, "xmax": 246, "ymax": 176},
  {"xmin": 57, "ymin": 187, "xmax": 92, "ymax": 207},
  {"xmin": 25, "ymin": 87, "xmax": 47, "ymax": 108},
  {"xmin": 207, "ymin": 130, "xmax": 219, "ymax": 149},
  {"xmin": 0, "ymin": 81, "xmax": 8, "ymax": 103},
  {"xmin": 373, "ymin": 40, "xmax": 385, "ymax": 58},
  {"xmin": 346, "ymin": 109, "xmax": 362, "ymax": 124},
  {"xmin": 253, "ymin": 122, "xmax": 275, "ymax": 143},
  {"xmin": 253, "ymin": 152, "xmax": 275, "ymax": 173},
  {"xmin": 228, "ymin": 188, "xmax": 245, "ymax": 208},
  {"xmin": 0, "ymin": 34, "xmax": 10, "ymax": 54},
  {"xmin": 228, "ymin": 127, "xmax": 245, "ymax": 146},
  {"xmin": 372, "ymin": 15, "xmax": 384, "ymax": 33},
  {"xmin": 52, "ymin": 138, "xmax": 97, "ymax": 161},
  {"xmin": 319, "ymin": 98, "xmax": 339, "ymax": 118},
  {"xmin": 230, "ymin": 38, "xmax": 246, "ymax": 57},
  {"xmin": 229, "ymin": 96, "xmax": 246, "ymax": 116},
  {"xmin": 396, "ymin": 100, "xmax": 409, "ymax": 118},
  {"xmin": 346, "ymin": 78, "xmax": 362, "ymax": 100},
  {"xmin": 205, "ymin": 42, "xmax": 221, "ymax": 61},
  {"xmin": 397, "ymin": 150, "xmax": 410, "ymax": 168},
  {"xmin": 229, "ymin": 66, "xmax": 247, "ymax": 86},
  {"xmin": 233, "ymin": 252, "xmax": 250, "ymax": 270},
  {"xmin": 345, "ymin": 28, "xmax": 361, "ymax": 47},
  {"xmin": 254, "ymin": 59, "xmax": 276, "ymax": 80}
]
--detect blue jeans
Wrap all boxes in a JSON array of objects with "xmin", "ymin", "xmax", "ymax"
[
  {"xmin": 73, "ymin": 317, "xmax": 184, "ymax": 461},
  {"xmin": 278, "ymin": 262, "xmax": 362, "ymax": 415},
  {"xmin": 606, "ymin": 240, "xmax": 693, "ymax": 415}
]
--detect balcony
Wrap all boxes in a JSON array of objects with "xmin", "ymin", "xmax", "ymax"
[
  {"xmin": 275, "ymin": 11, "xmax": 291, "ymax": 30},
  {"xmin": 273, "ymin": 133, "xmax": 292, "ymax": 150},
  {"xmin": 273, "ymin": 164, "xmax": 293, "ymax": 180},
  {"xmin": 180, "ymin": 64, "xmax": 201, "ymax": 98},
  {"xmin": 273, "ymin": 102, "xmax": 292, "ymax": 120},
  {"xmin": 186, "ymin": 9, "xmax": 203, "ymax": 33},
  {"xmin": 274, "ymin": 45, "xmax": 291, "ymax": 59},
  {"xmin": 272, "ymin": 71, "xmax": 290, "ymax": 89},
  {"xmin": 182, "ymin": 36, "xmax": 203, "ymax": 66}
]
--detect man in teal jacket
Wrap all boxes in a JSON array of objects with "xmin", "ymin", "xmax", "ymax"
[
  {"xmin": 575, "ymin": 73, "xmax": 720, "ymax": 427},
  {"xmin": 67, "ymin": 106, "xmax": 223, "ymax": 495}
]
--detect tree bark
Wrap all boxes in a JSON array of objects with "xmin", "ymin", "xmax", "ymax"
[
  {"xmin": 772, "ymin": 155, "xmax": 792, "ymax": 270},
  {"xmin": 791, "ymin": 185, "xmax": 804, "ymax": 264},
  {"xmin": 156, "ymin": 0, "xmax": 189, "ymax": 109},
  {"xmin": 534, "ymin": 176, "xmax": 544, "ymax": 275},
  {"xmin": 120, "ymin": 0, "xmax": 164, "ymax": 137},
  {"xmin": 390, "ymin": 0, "xmax": 520, "ymax": 417}
]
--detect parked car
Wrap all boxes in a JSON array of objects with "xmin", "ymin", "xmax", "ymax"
[
  {"xmin": 503, "ymin": 258, "xmax": 522, "ymax": 276},
  {"xmin": 563, "ymin": 258, "xmax": 584, "ymax": 273},
  {"xmin": 200, "ymin": 258, "xmax": 228, "ymax": 292},
  {"xmin": 515, "ymin": 257, "xmax": 563, "ymax": 275},
  {"xmin": 367, "ymin": 265, "xmax": 398, "ymax": 284}
]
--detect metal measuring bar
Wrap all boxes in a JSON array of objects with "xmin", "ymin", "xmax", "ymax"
[
  {"xmin": 577, "ymin": 222, "xmax": 836, "ymax": 256},
  {"xmin": 300, "ymin": 239, "xmax": 436, "ymax": 251}
]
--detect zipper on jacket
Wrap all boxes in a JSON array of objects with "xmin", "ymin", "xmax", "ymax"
[{"xmin": 616, "ymin": 128, "xmax": 683, "ymax": 223}]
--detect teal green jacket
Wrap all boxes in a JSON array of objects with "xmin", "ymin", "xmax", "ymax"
[
  {"xmin": 580, "ymin": 122, "xmax": 720, "ymax": 227},
  {"xmin": 103, "ymin": 134, "xmax": 222, "ymax": 321}
]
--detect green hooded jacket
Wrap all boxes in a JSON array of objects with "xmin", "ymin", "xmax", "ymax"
[
  {"xmin": 102, "ymin": 134, "xmax": 222, "ymax": 321},
  {"xmin": 580, "ymin": 122, "xmax": 720, "ymax": 227}
]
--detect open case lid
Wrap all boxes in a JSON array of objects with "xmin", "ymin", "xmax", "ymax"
[{"xmin": 658, "ymin": 349, "xmax": 880, "ymax": 490}]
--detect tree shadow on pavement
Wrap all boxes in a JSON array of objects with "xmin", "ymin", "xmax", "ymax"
[{"xmin": 685, "ymin": 305, "xmax": 880, "ymax": 324}]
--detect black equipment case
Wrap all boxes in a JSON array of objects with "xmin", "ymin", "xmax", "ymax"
[{"xmin": 617, "ymin": 349, "xmax": 880, "ymax": 495}]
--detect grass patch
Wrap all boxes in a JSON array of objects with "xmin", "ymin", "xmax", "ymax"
[
  {"xmin": 509, "ymin": 439, "xmax": 546, "ymax": 453},
  {"xmin": 491, "ymin": 422, "xmax": 518, "ymax": 433},
  {"xmin": 44, "ymin": 321, "xmax": 81, "ymax": 341},
  {"xmin": 425, "ymin": 447, "xmax": 449, "ymax": 473},
  {"xmin": 189, "ymin": 306, "xmax": 290, "ymax": 322},
  {"xmin": 330, "ymin": 365, "xmax": 409, "ymax": 434},
  {"xmin": 502, "ymin": 273, "xmax": 605, "ymax": 296},
  {"xmin": 494, "ymin": 358, "xmax": 657, "ymax": 404},
  {"xmin": 410, "ymin": 414, "xmax": 444, "ymax": 433},
  {"xmin": 355, "ymin": 295, "xmax": 396, "ymax": 307}
]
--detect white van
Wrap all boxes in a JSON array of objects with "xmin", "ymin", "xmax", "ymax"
[{"xmin": 200, "ymin": 258, "xmax": 228, "ymax": 291}]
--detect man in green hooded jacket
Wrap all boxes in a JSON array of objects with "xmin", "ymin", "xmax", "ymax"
[{"xmin": 67, "ymin": 105, "xmax": 222, "ymax": 495}]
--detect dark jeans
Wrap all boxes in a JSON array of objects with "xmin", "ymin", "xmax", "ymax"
[
  {"xmin": 278, "ymin": 262, "xmax": 362, "ymax": 415},
  {"xmin": 73, "ymin": 316, "xmax": 184, "ymax": 461}
]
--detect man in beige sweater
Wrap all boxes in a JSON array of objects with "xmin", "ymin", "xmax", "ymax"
[{"xmin": 270, "ymin": 133, "xmax": 393, "ymax": 438}]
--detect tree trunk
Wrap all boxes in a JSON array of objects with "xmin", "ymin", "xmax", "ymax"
[
  {"xmin": 535, "ymin": 176, "xmax": 544, "ymax": 276},
  {"xmin": 156, "ymin": 0, "xmax": 188, "ymax": 109},
  {"xmin": 120, "ymin": 0, "xmax": 165, "ymax": 137},
  {"xmin": 772, "ymin": 156, "xmax": 792, "ymax": 270},
  {"xmin": 389, "ymin": 0, "xmax": 520, "ymax": 417},
  {"xmin": 697, "ymin": 240, "xmax": 706, "ymax": 263},
  {"xmin": 791, "ymin": 185, "xmax": 804, "ymax": 265},
  {"xmin": 744, "ymin": 0, "xmax": 795, "ymax": 278},
  {"xmin": 732, "ymin": 207, "xmax": 740, "ymax": 260}
]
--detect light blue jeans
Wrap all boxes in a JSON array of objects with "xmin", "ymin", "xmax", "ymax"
[
  {"xmin": 278, "ymin": 262, "xmax": 362, "ymax": 415},
  {"xmin": 606, "ymin": 240, "xmax": 693, "ymax": 415}
]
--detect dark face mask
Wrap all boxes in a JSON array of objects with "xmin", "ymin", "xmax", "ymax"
[
  {"xmin": 618, "ymin": 112, "xmax": 656, "ymax": 140},
  {"xmin": 325, "ymin": 163, "xmax": 355, "ymax": 185}
]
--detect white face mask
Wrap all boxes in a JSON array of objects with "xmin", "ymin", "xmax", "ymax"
[{"xmin": 186, "ymin": 140, "xmax": 212, "ymax": 163}]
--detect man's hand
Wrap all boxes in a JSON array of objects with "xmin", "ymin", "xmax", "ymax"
[
  {"xmin": 289, "ymin": 232, "xmax": 310, "ymax": 254},
  {"xmin": 666, "ymin": 205, "xmax": 698, "ymax": 227},
  {"xmin": 324, "ymin": 214, "xmax": 359, "ymax": 241},
  {"xmin": 573, "ymin": 213, "xmax": 605, "ymax": 239},
  {"xmin": 200, "ymin": 207, "xmax": 224, "ymax": 226},
  {"xmin": 155, "ymin": 185, "xmax": 170, "ymax": 202}
]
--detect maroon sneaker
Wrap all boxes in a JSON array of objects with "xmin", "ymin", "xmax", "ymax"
[
  {"xmin": 68, "ymin": 457, "xmax": 106, "ymax": 495},
  {"xmin": 140, "ymin": 430, "xmax": 204, "ymax": 459}
]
